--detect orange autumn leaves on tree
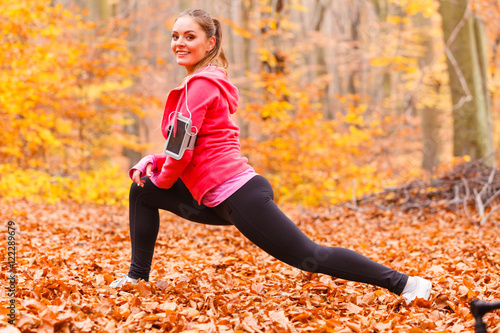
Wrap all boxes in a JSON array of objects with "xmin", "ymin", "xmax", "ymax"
[
  {"xmin": 0, "ymin": 0, "xmax": 454, "ymax": 208},
  {"xmin": 241, "ymin": 74, "xmax": 388, "ymax": 206},
  {"xmin": 230, "ymin": 0, "xmax": 398, "ymax": 207},
  {"xmin": 0, "ymin": 0, "xmax": 153, "ymax": 204},
  {"xmin": 1, "ymin": 0, "xmax": 395, "ymax": 207}
]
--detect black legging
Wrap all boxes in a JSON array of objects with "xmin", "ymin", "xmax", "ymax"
[{"xmin": 128, "ymin": 175, "xmax": 408, "ymax": 295}]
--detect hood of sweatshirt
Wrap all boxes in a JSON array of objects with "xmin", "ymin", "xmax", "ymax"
[{"xmin": 184, "ymin": 65, "xmax": 239, "ymax": 114}]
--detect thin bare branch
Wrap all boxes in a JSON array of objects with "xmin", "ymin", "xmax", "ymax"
[
  {"xmin": 484, "ymin": 189, "xmax": 500, "ymax": 208},
  {"xmin": 480, "ymin": 204, "xmax": 500, "ymax": 225},
  {"xmin": 474, "ymin": 188, "xmax": 485, "ymax": 216},
  {"xmin": 462, "ymin": 176, "xmax": 474, "ymax": 223}
]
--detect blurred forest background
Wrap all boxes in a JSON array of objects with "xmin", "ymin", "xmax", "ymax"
[{"xmin": 1, "ymin": 0, "xmax": 499, "ymax": 206}]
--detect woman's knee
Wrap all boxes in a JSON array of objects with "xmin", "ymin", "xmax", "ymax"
[
  {"xmin": 129, "ymin": 181, "xmax": 140, "ymax": 201},
  {"xmin": 129, "ymin": 177, "xmax": 152, "ymax": 201}
]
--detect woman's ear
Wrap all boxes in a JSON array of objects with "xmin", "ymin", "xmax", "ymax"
[{"xmin": 207, "ymin": 36, "xmax": 216, "ymax": 52}]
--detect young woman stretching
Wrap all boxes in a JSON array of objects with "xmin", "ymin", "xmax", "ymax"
[{"xmin": 110, "ymin": 8, "xmax": 432, "ymax": 305}]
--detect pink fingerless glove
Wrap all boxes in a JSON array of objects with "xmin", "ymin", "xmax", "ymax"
[{"xmin": 129, "ymin": 155, "xmax": 157, "ymax": 180}]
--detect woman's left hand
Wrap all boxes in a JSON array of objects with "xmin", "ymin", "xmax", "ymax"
[{"xmin": 132, "ymin": 163, "xmax": 152, "ymax": 187}]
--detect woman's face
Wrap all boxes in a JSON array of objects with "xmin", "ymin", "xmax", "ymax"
[{"xmin": 171, "ymin": 16, "xmax": 215, "ymax": 73}]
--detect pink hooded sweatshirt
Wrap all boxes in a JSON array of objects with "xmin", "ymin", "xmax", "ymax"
[{"xmin": 130, "ymin": 65, "xmax": 251, "ymax": 204}]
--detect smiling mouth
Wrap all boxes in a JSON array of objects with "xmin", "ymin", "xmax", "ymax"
[{"xmin": 177, "ymin": 51, "xmax": 190, "ymax": 56}]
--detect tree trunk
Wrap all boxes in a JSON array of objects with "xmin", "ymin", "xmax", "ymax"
[
  {"xmin": 473, "ymin": 15, "xmax": 493, "ymax": 154},
  {"xmin": 439, "ymin": 0, "xmax": 494, "ymax": 165},
  {"xmin": 414, "ymin": 13, "xmax": 441, "ymax": 170},
  {"xmin": 119, "ymin": 0, "xmax": 142, "ymax": 168},
  {"xmin": 179, "ymin": 0, "xmax": 192, "ymax": 11},
  {"xmin": 238, "ymin": 0, "xmax": 254, "ymax": 139},
  {"xmin": 347, "ymin": 1, "xmax": 360, "ymax": 99},
  {"xmin": 89, "ymin": 0, "xmax": 109, "ymax": 20},
  {"xmin": 372, "ymin": 0, "xmax": 392, "ymax": 108},
  {"xmin": 312, "ymin": 0, "xmax": 332, "ymax": 119},
  {"xmin": 421, "ymin": 95, "xmax": 440, "ymax": 170}
]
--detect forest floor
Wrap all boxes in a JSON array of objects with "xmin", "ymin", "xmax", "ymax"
[{"xmin": 2, "ymin": 162, "xmax": 500, "ymax": 333}]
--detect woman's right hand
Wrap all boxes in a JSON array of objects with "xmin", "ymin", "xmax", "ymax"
[{"xmin": 132, "ymin": 163, "xmax": 153, "ymax": 187}]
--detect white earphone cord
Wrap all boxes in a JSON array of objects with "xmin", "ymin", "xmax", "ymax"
[{"xmin": 183, "ymin": 64, "xmax": 212, "ymax": 136}]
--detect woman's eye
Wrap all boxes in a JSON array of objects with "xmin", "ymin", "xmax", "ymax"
[
  {"xmin": 172, "ymin": 35, "xmax": 178, "ymax": 40},
  {"xmin": 187, "ymin": 35, "xmax": 194, "ymax": 40}
]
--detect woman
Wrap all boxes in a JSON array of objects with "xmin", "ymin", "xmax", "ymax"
[{"xmin": 110, "ymin": 8, "xmax": 432, "ymax": 305}]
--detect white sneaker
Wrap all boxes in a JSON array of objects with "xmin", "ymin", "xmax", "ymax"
[
  {"xmin": 402, "ymin": 277, "xmax": 432, "ymax": 304},
  {"xmin": 109, "ymin": 273, "xmax": 138, "ymax": 288}
]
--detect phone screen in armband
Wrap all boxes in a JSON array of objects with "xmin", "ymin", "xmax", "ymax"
[{"xmin": 163, "ymin": 114, "xmax": 197, "ymax": 160}]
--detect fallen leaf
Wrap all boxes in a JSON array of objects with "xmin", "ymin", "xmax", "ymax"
[{"xmin": 250, "ymin": 282, "xmax": 264, "ymax": 294}]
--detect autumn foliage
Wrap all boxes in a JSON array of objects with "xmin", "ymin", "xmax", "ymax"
[
  {"xmin": 236, "ymin": 4, "xmax": 397, "ymax": 206},
  {"xmin": 0, "ymin": 0, "xmax": 398, "ymax": 208},
  {"xmin": 240, "ymin": 76, "xmax": 389, "ymax": 206},
  {"xmin": 1, "ymin": 0, "xmax": 499, "ymax": 207},
  {"xmin": 2, "ymin": 195, "xmax": 500, "ymax": 332},
  {"xmin": 0, "ymin": 0, "xmax": 153, "ymax": 205},
  {"xmin": 2, "ymin": 1, "xmax": 500, "ymax": 331}
]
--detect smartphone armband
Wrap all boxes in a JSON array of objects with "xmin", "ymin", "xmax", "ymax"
[{"xmin": 163, "ymin": 114, "xmax": 197, "ymax": 160}]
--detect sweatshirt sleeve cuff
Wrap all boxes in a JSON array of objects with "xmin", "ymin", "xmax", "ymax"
[{"xmin": 128, "ymin": 155, "xmax": 157, "ymax": 180}]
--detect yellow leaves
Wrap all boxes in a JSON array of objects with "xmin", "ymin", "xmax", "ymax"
[
  {"xmin": 0, "ymin": 163, "xmax": 129, "ymax": 205},
  {"xmin": 370, "ymin": 55, "xmax": 419, "ymax": 73},
  {"xmin": 290, "ymin": 2, "xmax": 309, "ymax": 12},
  {"xmin": 223, "ymin": 18, "xmax": 254, "ymax": 39},
  {"xmin": 86, "ymin": 80, "xmax": 134, "ymax": 100},
  {"xmin": 258, "ymin": 48, "xmax": 277, "ymax": 69},
  {"xmin": 386, "ymin": 15, "xmax": 410, "ymax": 25},
  {"xmin": 344, "ymin": 112, "xmax": 366, "ymax": 130},
  {"xmin": 388, "ymin": 0, "xmax": 439, "ymax": 17},
  {"xmin": 242, "ymin": 68, "xmax": 388, "ymax": 206},
  {"xmin": 0, "ymin": 0, "xmax": 156, "ymax": 206},
  {"xmin": 406, "ymin": 0, "xmax": 439, "ymax": 17},
  {"xmin": 260, "ymin": 100, "xmax": 293, "ymax": 120},
  {"xmin": 369, "ymin": 57, "xmax": 391, "ymax": 67},
  {"xmin": 258, "ymin": 4, "xmax": 276, "ymax": 14}
]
